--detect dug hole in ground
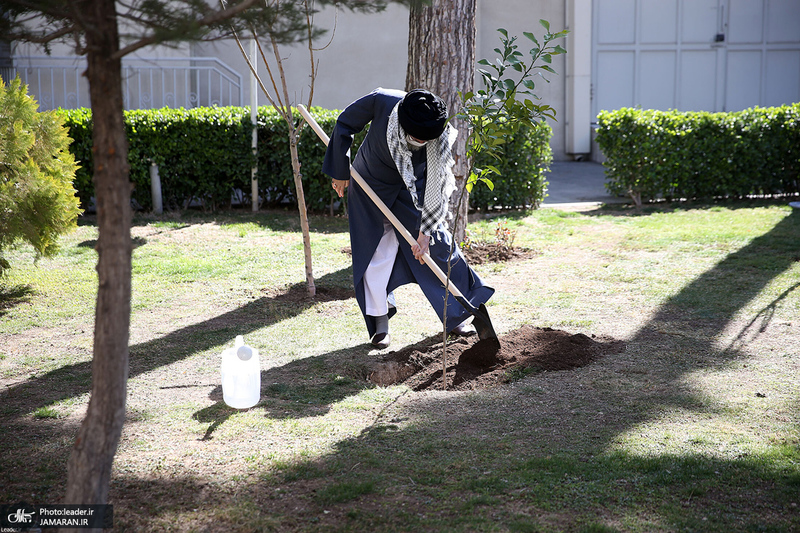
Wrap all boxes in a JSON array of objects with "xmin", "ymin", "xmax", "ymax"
[{"xmin": 364, "ymin": 243, "xmax": 626, "ymax": 391}]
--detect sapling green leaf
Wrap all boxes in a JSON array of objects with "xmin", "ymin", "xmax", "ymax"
[{"xmin": 523, "ymin": 31, "xmax": 539, "ymax": 45}]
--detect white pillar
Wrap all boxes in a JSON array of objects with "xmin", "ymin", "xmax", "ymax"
[
  {"xmin": 250, "ymin": 38, "xmax": 259, "ymax": 212},
  {"xmin": 565, "ymin": 0, "xmax": 592, "ymax": 157},
  {"xmin": 150, "ymin": 162, "xmax": 163, "ymax": 215}
]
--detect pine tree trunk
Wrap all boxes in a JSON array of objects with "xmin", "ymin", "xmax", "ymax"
[
  {"xmin": 63, "ymin": 0, "xmax": 131, "ymax": 520},
  {"xmin": 406, "ymin": 0, "xmax": 476, "ymax": 243}
]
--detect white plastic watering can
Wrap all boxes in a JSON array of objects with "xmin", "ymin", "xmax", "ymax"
[{"xmin": 220, "ymin": 335, "xmax": 260, "ymax": 409}]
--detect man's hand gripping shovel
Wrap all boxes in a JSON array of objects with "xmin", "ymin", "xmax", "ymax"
[{"xmin": 297, "ymin": 105, "xmax": 499, "ymax": 346}]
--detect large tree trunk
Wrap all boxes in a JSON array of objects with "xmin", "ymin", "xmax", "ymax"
[
  {"xmin": 406, "ymin": 0, "xmax": 476, "ymax": 243},
  {"xmin": 64, "ymin": 0, "xmax": 131, "ymax": 520}
]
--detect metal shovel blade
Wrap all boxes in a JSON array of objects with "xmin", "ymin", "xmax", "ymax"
[{"xmin": 455, "ymin": 296, "xmax": 499, "ymax": 345}]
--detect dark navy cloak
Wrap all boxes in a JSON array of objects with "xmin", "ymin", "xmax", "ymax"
[{"xmin": 322, "ymin": 88, "xmax": 494, "ymax": 338}]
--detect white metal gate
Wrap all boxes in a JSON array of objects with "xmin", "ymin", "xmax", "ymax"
[{"xmin": 592, "ymin": 0, "xmax": 800, "ymax": 115}]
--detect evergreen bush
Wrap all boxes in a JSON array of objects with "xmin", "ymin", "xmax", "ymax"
[{"xmin": 0, "ymin": 77, "xmax": 81, "ymax": 275}]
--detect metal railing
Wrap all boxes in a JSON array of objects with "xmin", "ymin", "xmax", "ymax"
[
  {"xmin": 5, "ymin": 56, "xmax": 243, "ymax": 111},
  {"xmin": 0, "ymin": 66, "xmax": 12, "ymax": 84}
]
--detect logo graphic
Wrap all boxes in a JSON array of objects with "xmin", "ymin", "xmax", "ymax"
[
  {"xmin": 3, "ymin": 504, "xmax": 113, "ymax": 529},
  {"xmin": 7, "ymin": 507, "xmax": 34, "ymax": 524}
]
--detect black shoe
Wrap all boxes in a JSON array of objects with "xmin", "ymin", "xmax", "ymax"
[
  {"xmin": 370, "ymin": 332, "xmax": 391, "ymax": 349},
  {"xmin": 451, "ymin": 321, "xmax": 476, "ymax": 336}
]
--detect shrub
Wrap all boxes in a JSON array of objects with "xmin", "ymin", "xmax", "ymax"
[
  {"xmin": 58, "ymin": 106, "xmax": 358, "ymax": 213},
  {"xmin": 0, "ymin": 76, "xmax": 81, "ymax": 275},
  {"xmin": 57, "ymin": 105, "xmax": 550, "ymax": 213},
  {"xmin": 596, "ymin": 105, "xmax": 800, "ymax": 205},
  {"xmin": 469, "ymin": 121, "xmax": 553, "ymax": 211},
  {"xmin": 126, "ymin": 106, "xmax": 256, "ymax": 211}
]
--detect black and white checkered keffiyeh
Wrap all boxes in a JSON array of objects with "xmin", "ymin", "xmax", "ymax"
[{"xmin": 387, "ymin": 103, "xmax": 457, "ymax": 238}]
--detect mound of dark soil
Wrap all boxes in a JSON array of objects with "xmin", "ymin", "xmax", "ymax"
[
  {"xmin": 347, "ymin": 243, "xmax": 537, "ymax": 265},
  {"xmin": 367, "ymin": 325, "xmax": 625, "ymax": 391}
]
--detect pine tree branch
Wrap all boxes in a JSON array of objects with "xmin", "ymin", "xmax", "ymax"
[
  {"xmin": 111, "ymin": 0, "xmax": 258, "ymax": 60},
  {"xmin": 6, "ymin": 23, "xmax": 77, "ymax": 44}
]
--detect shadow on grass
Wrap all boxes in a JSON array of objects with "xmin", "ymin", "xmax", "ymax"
[
  {"xmin": 629, "ymin": 208, "xmax": 799, "ymax": 348},
  {"xmin": 723, "ymin": 280, "xmax": 800, "ymax": 354},
  {"xmin": 121, "ymin": 209, "xmax": 351, "ymax": 235},
  {"xmin": 3, "ymin": 208, "xmax": 798, "ymax": 530},
  {"xmin": 584, "ymin": 197, "xmax": 800, "ymax": 217},
  {"xmin": 191, "ymin": 332, "xmax": 442, "ymax": 441},
  {"xmin": 0, "ymin": 284, "xmax": 35, "ymax": 317},
  {"xmin": 83, "ymin": 432, "xmax": 799, "ymax": 531},
  {"xmin": 168, "ymin": 206, "xmax": 798, "ymax": 531},
  {"xmin": 191, "ymin": 343, "xmax": 375, "ymax": 441},
  {"xmin": 0, "ymin": 264, "xmax": 362, "ymax": 501},
  {"xmin": 76, "ymin": 236, "xmax": 147, "ymax": 250},
  {"xmin": 0, "ymin": 337, "xmax": 387, "ymax": 502},
  {"xmin": 0, "ymin": 267, "xmax": 354, "ymax": 419}
]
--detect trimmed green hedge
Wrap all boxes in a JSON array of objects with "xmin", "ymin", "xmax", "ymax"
[
  {"xmin": 57, "ymin": 106, "xmax": 551, "ymax": 213},
  {"xmin": 470, "ymin": 121, "xmax": 553, "ymax": 210},
  {"xmin": 58, "ymin": 106, "xmax": 350, "ymax": 212},
  {"xmin": 596, "ymin": 104, "xmax": 800, "ymax": 204}
]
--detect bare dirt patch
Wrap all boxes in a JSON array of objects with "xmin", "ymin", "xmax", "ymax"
[
  {"xmin": 368, "ymin": 325, "xmax": 626, "ymax": 391},
  {"xmin": 462, "ymin": 242, "xmax": 538, "ymax": 265}
]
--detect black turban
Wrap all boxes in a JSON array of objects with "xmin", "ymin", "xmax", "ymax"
[{"xmin": 397, "ymin": 89, "xmax": 448, "ymax": 141}]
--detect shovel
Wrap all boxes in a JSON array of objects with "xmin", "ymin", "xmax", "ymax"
[{"xmin": 297, "ymin": 104, "xmax": 499, "ymax": 345}]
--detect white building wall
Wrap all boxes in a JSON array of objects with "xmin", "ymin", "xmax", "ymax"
[
  {"xmin": 477, "ymin": 0, "xmax": 568, "ymax": 159},
  {"xmin": 9, "ymin": 2, "xmax": 572, "ymax": 158},
  {"xmin": 11, "ymin": 2, "xmax": 800, "ymax": 161},
  {"xmin": 194, "ymin": 4, "xmax": 410, "ymax": 111},
  {"xmin": 566, "ymin": 0, "xmax": 593, "ymax": 157},
  {"xmin": 591, "ymin": 0, "xmax": 800, "ymax": 115},
  {"xmin": 195, "ymin": 1, "xmax": 570, "ymax": 158}
]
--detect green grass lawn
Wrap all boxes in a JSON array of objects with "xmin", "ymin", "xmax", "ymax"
[{"xmin": 1, "ymin": 201, "xmax": 798, "ymax": 532}]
